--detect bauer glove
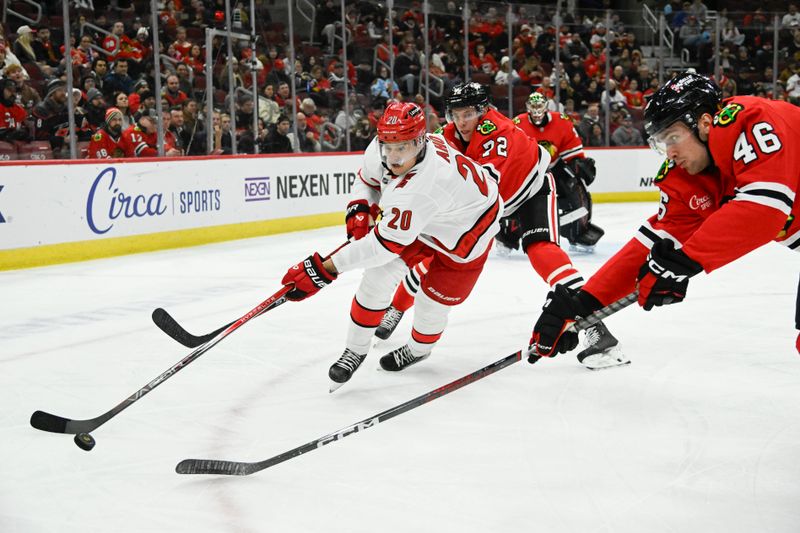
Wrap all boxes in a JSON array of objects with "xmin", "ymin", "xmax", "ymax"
[{"xmin": 282, "ymin": 253, "xmax": 337, "ymax": 301}]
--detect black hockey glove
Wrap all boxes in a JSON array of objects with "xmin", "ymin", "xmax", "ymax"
[
  {"xmin": 529, "ymin": 285, "xmax": 601, "ymax": 362},
  {"xmin": 495, "ymin": 215, "xmax": 521, "ymax": 251},
  {"xmin": 570, "ymin": 157, "xmax": 596, "ymax": 186},
  {"xmin": 637, "ymin": 240, "xmax": 703, "ymax": 311}
]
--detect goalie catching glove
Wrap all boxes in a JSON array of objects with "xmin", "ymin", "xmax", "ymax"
[
  {"xmin": 282, "ymin": 253, "xmax": 337, "ymax": 301},
  {"xmin": 529, "ymin": 285, "xmax": 602, "ymax": 361},
  {"xmin": 636, "ymin": 240, "xmax": 703, "ymax": 311}
]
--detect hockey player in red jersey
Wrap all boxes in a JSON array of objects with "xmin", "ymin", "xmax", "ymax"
[
  {"xmin": 375, "ymin": 83, "xmax": 628, "ymax": 370},
  {"xmin": 281, "ymin": 102, "xmax": 503, "ymax": 388},
  {"xmin": 87, "ymin": 107, "xmax": 125, "ymax": 159},
  {"xmin": 530, "ymin": 72, "xmax": 799, "ymax": 359},
  {"xmin": 513, "ymin": 92, "xmax": 604, "ymax": 252}
]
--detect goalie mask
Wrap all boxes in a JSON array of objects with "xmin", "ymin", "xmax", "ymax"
[
  {"xmin": 526, "ymin": 92, "xmax": 548, "ymax": 125},
  {"xmin": 377, "ymin": 102, "xmax": 427, "ymax": 169}
]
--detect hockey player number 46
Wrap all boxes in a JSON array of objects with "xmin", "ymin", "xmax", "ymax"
[{"xmin": 733, "ymin": 122, "xmax": 782, "ymax": 165}]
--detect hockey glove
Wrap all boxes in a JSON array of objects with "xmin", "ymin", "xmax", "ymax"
[
  {"xmin": 636, "ymin": 240, "xmax": 703, "ymax": 311},
  {"xmin": 529, "ymin": 285, "xmax": 600, "ymax": 361},
  {"xmin": 495, "ymin": 215, "xmax": 521, "ymax": 251},
  {"xmin": 282, "ymin": 253, "xmax": 337, "ymax": 301},
  {"xmin": 345, "ymin": 200, "xmax": 379, "ymax": 240}
]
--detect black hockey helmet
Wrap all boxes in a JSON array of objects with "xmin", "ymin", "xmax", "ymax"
[
  {"xmin": 644, "ymin": 71, "xmax": 721, "ymax": 143},
  {"xmin": 445, "ymin": 82, "xmax": 490, "ymax": 121}
]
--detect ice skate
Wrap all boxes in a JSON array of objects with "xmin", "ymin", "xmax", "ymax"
[
  {"xmin": 375, "ymin": 306, "xmax": 405, "ymax": 340},
  {"xmin": 329, "ymin": 348, "xmax": 366, "ymax": 391},
  {"xmin": 576, "ymin": 322, "xmax": 630, "ymax": 370},
  {"xmin": 568, "ymin": 223, "xmax": 605, "ymax": 254},
  {"xmin": 379, "ymin": 344, "xmax": 430, "ymax": 372}
]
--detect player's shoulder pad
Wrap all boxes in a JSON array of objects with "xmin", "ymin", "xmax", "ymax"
[
  {"xmin": 712, "ymin": 101, "xmax": 745, "ymax": 129},
  {"xmin": 512, "ymin": 116, "xmax": 521, "ymax": 124},
  {"xmin": 654, "ymin": 158, "xmax": 675, "ymax": 183},
  {"xmin": 477, "ymin": 119, "xmax": 498, "ymax": 136},
  {"xmin": 92, "ymin": 132, "xmax": 103, "ymax": 141}
]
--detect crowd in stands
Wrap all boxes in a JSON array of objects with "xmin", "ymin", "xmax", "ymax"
[{"xmin": 1, "ymin": 0, "xmax": 800, "ymax": 160}]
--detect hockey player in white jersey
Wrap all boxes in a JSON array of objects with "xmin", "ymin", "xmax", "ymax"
[{"xmin": 281, "ymin": 102, "xmax": 503, "ymax": 387}]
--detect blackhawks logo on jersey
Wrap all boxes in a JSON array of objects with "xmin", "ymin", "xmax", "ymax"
[
  {"xmin": 92, "ymin": 131, "xmax": 103, "ymax": 141},
  {"xmin": 713, "ymin": 103, "xmax": 744, "ymax": 128},
  {"xmin": 434, "ymin": 125, "xmax": 444, "ymax": 134},
  {"xmin": 477, "ymin": 119, "xmax": 497, "ymax": 135},
  {"xmin": 512, "ymin": 117, "xmax": 521, "ymax": 125},
  {"xmin": 654, "ymin": 159, "xmax": 675, "ymax": 183},
  {"xmin": 777, "ymin": 214, "xmax": 795, "ymax": 239},
  {"xmin": 538, "ymin": 140, "xmax": 557, "ymax": 158}
]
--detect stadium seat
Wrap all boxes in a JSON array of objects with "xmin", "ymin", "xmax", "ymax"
[
  {"xmin": 0, "ymin": 141, "xmax": 18, "ymax": 160},
  {"xmin": 17, "ymin": 141, "xmax": 54, "ymax": 160}
]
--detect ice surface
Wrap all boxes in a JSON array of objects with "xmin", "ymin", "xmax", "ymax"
[{"xmin": 1, "ymin": 202, "xmax": 798, "ymax": 533}]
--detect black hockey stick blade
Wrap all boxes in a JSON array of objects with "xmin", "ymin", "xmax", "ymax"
[
  {"xmin": 152, "ymin": 308, "xmax": 234, "ymax": 348},
  {"xmin": 30, "ymin": 409, "xmax": 108, "ymax": 434}
]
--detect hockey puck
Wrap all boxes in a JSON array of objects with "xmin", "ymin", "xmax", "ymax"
[{"xmin": 74, "ymin": 432, "xmax": 96, "ymax": 451}]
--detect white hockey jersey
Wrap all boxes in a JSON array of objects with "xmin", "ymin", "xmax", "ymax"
[{"xmin": 331, "ymin": 134, "xmax": 503, "ymax": 273}]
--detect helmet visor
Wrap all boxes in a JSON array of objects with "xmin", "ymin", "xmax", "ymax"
[
  {"xmin": 647, "ymin": 122, "xmax": 693, "ymax": 155},
  {"xmin": 379, "ymin": 138, "xmax": 423, "ymax": 167},
  {"xmin": 445, "ymin": 106, "xmax": 481, "ymax": 124}
]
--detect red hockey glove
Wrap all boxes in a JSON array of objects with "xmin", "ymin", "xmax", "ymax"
[
  {"xmin": 529, "ymin": 285, "xmax": 599, "ymax": 361},
  {"xmin": 345, "ymin": 200, "xmax": 379, "ymax": 240},
  {"xmin": 636, "ymin": 240, "xmax": 703, "ymax": 311},
  {"xmin": 281, "ymin": 253, "xmax": 337, "ymax": 301}
]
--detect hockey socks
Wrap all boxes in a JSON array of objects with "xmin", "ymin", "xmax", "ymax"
[{"xmin": 525, "ymin": 241, "xmax": 584, "ymax": 290}]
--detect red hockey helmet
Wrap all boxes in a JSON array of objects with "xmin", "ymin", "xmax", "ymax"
[
  {"xmin": 377, "ymin": 102, "xmax": 426, "ymax": 143},
  {"xmin": 377, "ymin": 102, "xmax": 427, "ymax": 170}
]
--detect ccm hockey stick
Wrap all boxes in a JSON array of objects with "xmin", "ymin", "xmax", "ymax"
[
  {"xmin": 176, "ymin": 291, "xmax": 639, "ymax": 476},
  {"xmin": 31, "ymin": 241, "xmax": 350, "ymax": 438},
  {"xmin": 153, "ymin": 241, "xmax": 352, "ymax": 348}
]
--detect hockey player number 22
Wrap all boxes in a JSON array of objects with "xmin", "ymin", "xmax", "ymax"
[
  {"xmin": 455, "ymin": 154, "xmax": 489, "ymax": 197},
  {"xmin": 733, "ymin": 122, "xmax": 782, "ymax": 165}
]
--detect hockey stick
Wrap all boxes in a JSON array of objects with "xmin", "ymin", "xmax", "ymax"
[
  {"xmin": 175, "ymin": 291, "xmax": 639, "ymax": 476},
  {"xmin": 153, "ymin": 242, "xmax": 351, "ymax": 348},
  {"xmin": 30, "ymin": 241, "xmax": 350, "ymax": 437},
  {"xmin": 30, "ymin": 284, "xmax": 292, "ymax": 436}
]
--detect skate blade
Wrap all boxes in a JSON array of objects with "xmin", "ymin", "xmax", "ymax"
[
  {"xmin": 580, "ymin": 347, "xmax": 630, "ymax": 371},
  {"xmin": 329, "ymin": 380, "xmax": 346, "ymax": 393}
]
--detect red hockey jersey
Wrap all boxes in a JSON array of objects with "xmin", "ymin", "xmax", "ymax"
[
  {"xmin": 87, "ymin": 128, "xmax": 124, "ymax": 159},
  {"xmin": 582, "ymin": 150, "xmax": 799, "ymax": 307},
  {"xmin": 513, "ymin": 111, "xmax": 585, "ymax": 165},
  {"xmin": 441, "ymin": 107, "xmax": 550, "ymax": 216}
]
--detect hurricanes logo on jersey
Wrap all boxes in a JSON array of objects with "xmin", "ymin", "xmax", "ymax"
[
  {"xmin": 713, "ymin": 103, "xmax": 744, "ymax": 127},
  {"xmin": 654, "ymin": 159, "xmax": 675, "ymax": 183},
  {"xmin": 477, "ymin": 120, "xmax": 497, "ymax": 135},
  {"xmin": 538, "ymin": 140, "xmax": 557, "ymax": 158}
]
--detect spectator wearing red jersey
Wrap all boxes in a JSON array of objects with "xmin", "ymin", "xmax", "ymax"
[
  {"xmin": 172, "ymin": 27, "xmax": 192, "ymax": 60},
  {"xmin": 87, "ymin": 107, "xmax": 124, "ymax": 159},
  {"xmin": 185, "ymin": 44, "xmax": 204, "ymax": 76},
  {"xmin": 0, "ymin": 78, "xmax": 29, "ymax": 142},
  {"xmin": 623, "ymin": 79, "xmax": 645, "ymax": 109},
  {"xmin": 469, "ymin": 43, "xmax": 498, "ymax": 76},
  {"xmin": 163, "ymin": 74, "xmax": 188, "ymax": 107},
  {"xmin": 300, "ymin": 98, "xmax": 323, "ymax": 139}
]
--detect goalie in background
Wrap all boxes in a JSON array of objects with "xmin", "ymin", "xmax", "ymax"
[{"xmin": 512, "ymin": 92, "xmax": 604, "ymax": 254}]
